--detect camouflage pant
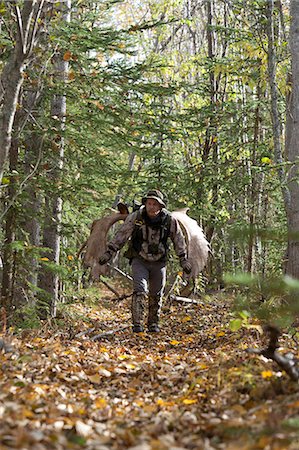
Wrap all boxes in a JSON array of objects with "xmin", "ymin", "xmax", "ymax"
[{"xmin": 131, "ymin": 257, "xmax": 166, "ymax": 326}]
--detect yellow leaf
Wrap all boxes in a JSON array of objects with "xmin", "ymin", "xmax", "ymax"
[
  {"xmin": 135, "ymin": 400, "xmax": 144, "ymax": 407},
  {"xmin": 99, "ymin": 346, "xmax": 108, "ymax": 352},
  {"xmin": 261, "ymin": 157, "xmax": 272, "ymax": 164},
  {"xmin": 156, "ymin": 399, "xmax": 175, "ymax": 407},
  {"xmin": 182, "ymin": 316, "xmax": 191, "ymax": 323},
  {"xmin": 40, "ymin": 257, "xmax": 49, "ymax": 261},
  {"xmin": 1, "ymin": 177, "xmax": 10, "ymax": 184},
  {"xmin": 125, "ymin": 363, "xmax": 136, "ymax": 370},
  {"xmin": 182, "ymin": 399, "xmax": 197, "ymax": 405},
  {"xmin": 217, "ymin": 331, "xmax": 225, "ymax": 337},
  {"xmin": 67, "ymin": 255, "xmax": 74, "ymax": 260},
  {"xmin": 118, "ymin": 354, "xmax": 129, "ymax": 360},
  {"xmin": 170, "ymin": 340, "xmax": 180, "ymax": 346},
  {"xmin": 261, "ymin": 370, "xmax": 273, "ymax": 379},
  {"xmin": 23, "ymin": 408, "xmax": 35, "ymax": 418},
  {"xmin": 95, "ymin": 398, "xmax": 107, "ymax": 408},
  {"xmin": 198, "ymin": 363, "xmax": 208, "ymax": 370}
]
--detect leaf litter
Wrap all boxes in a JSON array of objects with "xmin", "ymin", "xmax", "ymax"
[{"xmin": 1, "ymin": 288, "xmax": 299, "ymax": 449}]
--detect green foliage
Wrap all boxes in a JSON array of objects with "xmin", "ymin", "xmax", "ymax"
[
  {"xmin": 225, "ymin": 272, "xmax": 299, "ymax": 328},
  {"xmin": 12, "ymin": 305, "xmax": 41, "ymax": 330}
]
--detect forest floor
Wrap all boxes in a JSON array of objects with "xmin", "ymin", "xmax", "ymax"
[{"xmin": 1, "ymin": 283, "xmax": 299, "ymax": 450}]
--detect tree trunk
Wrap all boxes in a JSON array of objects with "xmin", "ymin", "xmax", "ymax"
[
  {"xmin": 0, "ymin": 1, "xmax": 45, "ymax": 187},
  {"xmin": 285, "ymin": 0, "xmax": 299, "ymax": 277},
  {"xmin": 38, "ymin": 1, "xmax": 71, "ymax": 318},
  {"xmin": 266, "ymin": 0, "xmax": 290, "ymax": 211},
  {"xmin": 1, "ymin": 131, "xmax": 18, "ymax": 314},
  {"xmin": 23, "ymin": 132, "xmax": 42, "ymax": 293}
]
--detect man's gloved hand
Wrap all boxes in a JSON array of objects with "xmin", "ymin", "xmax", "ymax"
[
  {"xmin": 99, "ymin": 250, "xmax": 113, "ymax": 265},
  {"xmin": 180, "ymin": 257, "xmax": 192, "ymax": 275}
]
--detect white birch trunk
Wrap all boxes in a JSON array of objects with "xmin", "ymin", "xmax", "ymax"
[{"xmin": 0, "ymin": 1, "xmax": 45, "ymax": 188}]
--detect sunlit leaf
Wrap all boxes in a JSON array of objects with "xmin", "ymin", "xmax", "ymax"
[
  {"xmin": 170, "ymin": 340, "xmax": 180, "ymax": 346},
  {"xmin": 229, "ymin": 319, "xmax": 243, "ymax": 332},
  {"xmin": 261, "ymin": 370, "xmax": 273, "ymax": 379},
  {"xmin": 182, "ymin": 399, "xmax": 197, "ymax": 405}
]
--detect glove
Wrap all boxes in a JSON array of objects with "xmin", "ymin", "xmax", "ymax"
[
  {"xmin": 180, "ymin": 257, "xmax": 192, "ymax": 275},
  {"xmin": 99, "ymin": 250, "xmax": 113, "ymax": 265}
]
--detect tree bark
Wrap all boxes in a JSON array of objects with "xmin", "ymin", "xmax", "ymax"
[
  {"xmin": 266, "ymin": 0, "xmax": 290, "ymax": 211},
  {"xmin": 0, "ymin": 1, "xmax": 45, "ymax": 188},
  {"xmin": 285, "ymin": 0, "xmax": 299, "ymax": 277},
  {"xmin": 38, "ymin": 0, "xmax": 71, "ymax": 318},
  {"xmin": 1, "ymin": 124, "xmax": 19, "ymax": 313}
]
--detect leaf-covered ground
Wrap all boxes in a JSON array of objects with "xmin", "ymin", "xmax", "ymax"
[{"xmin": 1, "ymin": 286, "xmax": 299, "ymax": 450}]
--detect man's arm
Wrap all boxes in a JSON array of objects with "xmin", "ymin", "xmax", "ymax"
[
  {"xmin": 99, "ymin": 212, "xmax": 137, "ymax": 265},
  {"xmin": 170, "ymin": 216, "xmax": 192, "ymax": 274}
]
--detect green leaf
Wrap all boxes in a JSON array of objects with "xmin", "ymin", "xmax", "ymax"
[
  {"xmin": 239, "ymin": 310, "xmax": 251, "ymax": 320},
  {"xmin": 229, "ymin": 319, "xmax": 243, "ymax": 332}
]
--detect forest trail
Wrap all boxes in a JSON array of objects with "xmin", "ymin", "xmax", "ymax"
[{"xmin": 1, "ymin": 287, "xmax": 299, "ymax": 450}]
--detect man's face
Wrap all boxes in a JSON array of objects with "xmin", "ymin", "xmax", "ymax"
[{"xmin": 145, "ymin": 198, "xmax": 162, "ymax": 218}]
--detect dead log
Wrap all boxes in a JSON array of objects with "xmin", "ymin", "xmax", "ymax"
[{"xmin": 247, "ymin": 325, "xmax": 299, "ymax": 381}]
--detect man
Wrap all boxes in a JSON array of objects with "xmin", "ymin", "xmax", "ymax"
[{"xmin": 99, "ymin": 189, "xmax": 192, "ymax": 333}]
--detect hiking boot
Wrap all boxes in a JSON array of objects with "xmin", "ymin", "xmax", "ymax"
[
  {"xmin": 148, "ymin": 324, "xmax": 160, "ymax": 333},
  {"xmin": 132, "ymin": 324, "xmax": 144, "ymax": 333}
]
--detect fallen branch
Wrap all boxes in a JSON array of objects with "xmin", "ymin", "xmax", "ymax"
[
  {"xmin": 169, "ymin": 294, "xmax": 200, "ymax": 304},
  {"xmin": 99, "ymin": 276, "xmax": 121, "ymax": 298},
  {"xmin": 91, "ymin": 325, "xmax": 131, "ymax": 341},
  {"xmin": 75, "ymin": 327, "xmax": 96, "ymax": 338},
  {"xmin": 107, "ymin": 263, "xmax": 133, "ymax": 281},
  {"xmin": 247, "ymin": 325, "xmax": 299, "ymax": 381},
  {"xmin": 165, "ymin": 274, "xmax": 181, "ymax": 301}
]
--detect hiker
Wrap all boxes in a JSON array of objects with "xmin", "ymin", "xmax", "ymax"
[{"xmin": 99, "ymin": 189, "xmax": 192, "ymax": 333}]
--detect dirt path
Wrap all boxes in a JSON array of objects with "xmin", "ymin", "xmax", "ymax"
[{"xmin": 1, "ymin": 289, "xmax": 299, "ymax": 449}]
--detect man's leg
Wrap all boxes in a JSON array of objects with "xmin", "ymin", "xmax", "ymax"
[
  {"xmin": 148, "ymin": 261, "xmax": 166, "ymax": 331},
  {"xmin": 131, "ymin": 258, "xmax": 149, "ymax": 332}
]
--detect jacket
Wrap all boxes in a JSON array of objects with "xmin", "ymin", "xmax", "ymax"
[{"xmin": 107, "ymin": 206, "xmax": 187, "ymax": 263}]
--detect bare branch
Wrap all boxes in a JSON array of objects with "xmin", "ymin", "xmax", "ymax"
[
  {"xmin": 26, "ymin": 0, "xmax": 46, "ymax": 57},
  {"xmin": 14, "ymin": 4, "xmax": 25, "ymax": 55}
]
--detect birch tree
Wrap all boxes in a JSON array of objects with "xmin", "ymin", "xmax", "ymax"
[{"xmin": 0, "ymin": 0, "xmax": 45, "ymax": 187}]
